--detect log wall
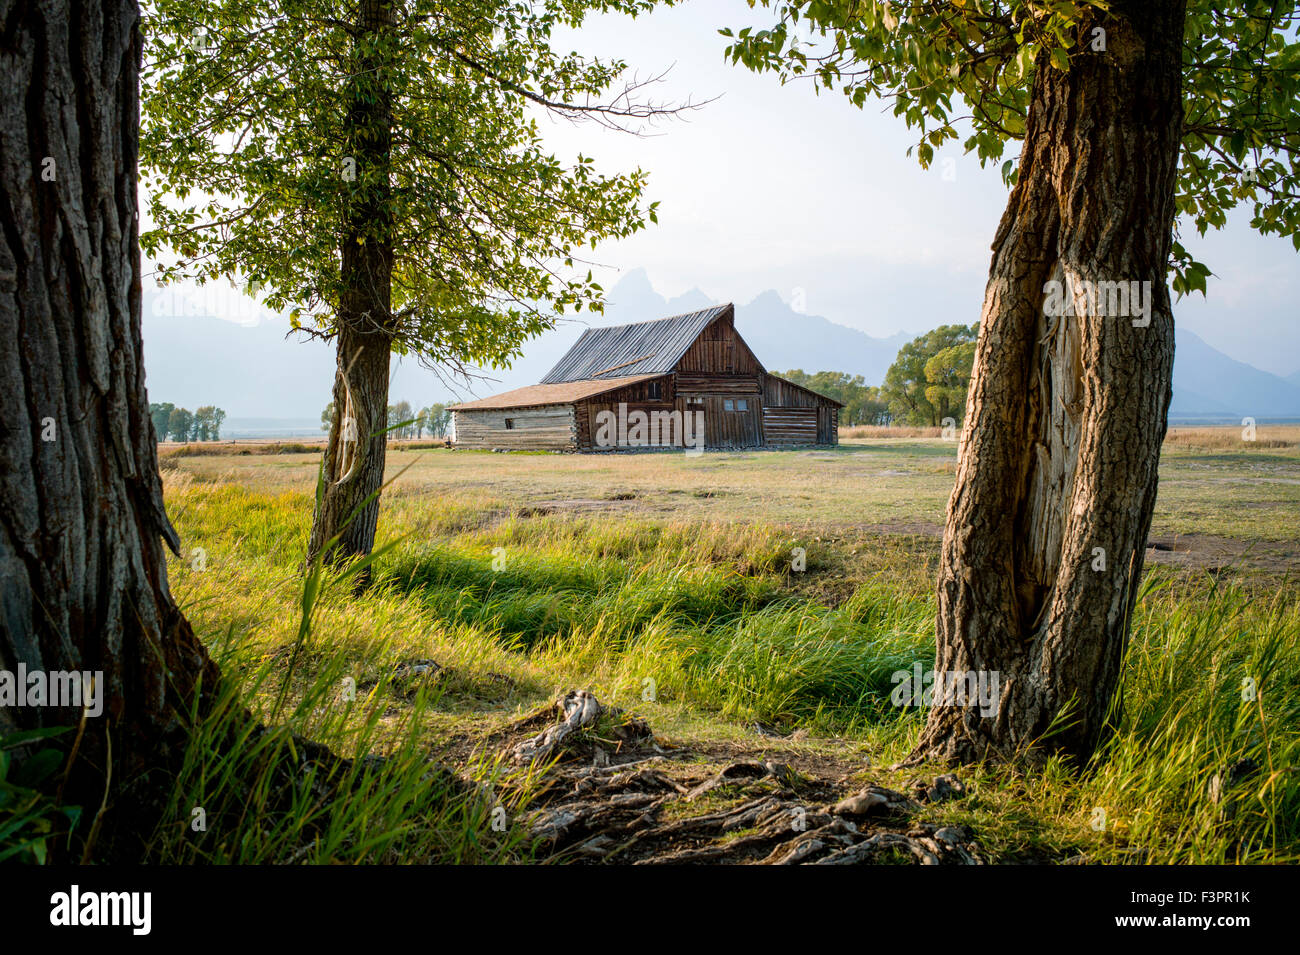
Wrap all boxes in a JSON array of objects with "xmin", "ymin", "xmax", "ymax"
[{"xmin": 452, "ymin": 405, "xmax": 577, "ymax": 450}]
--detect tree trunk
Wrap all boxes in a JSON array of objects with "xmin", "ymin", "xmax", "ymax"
[
  {"xmin": 0, "ymin": 0, "xmax": 221, "ymax": 854},
  {"xmin": 309, "ymin": 323, "xmax": 393, "ymax": 562},
  {"xmin": 306, "ymin": 0, "xmax": 395, "ymax": 566},
  {"xmin": 912, "ymin": 1, "xmax": 1185, "ymax": 765}
]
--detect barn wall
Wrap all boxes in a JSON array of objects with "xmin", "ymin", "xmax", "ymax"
[
  {"xmin": 676, "ymin": 315, "xmax": 763, "ymax": 376},
  {"xmin": 576, "ymin": 401, "xmax": 591, "ymax": 450},
  {"xmin": 762, "ymin": 374, "xmax": 840, "ymax": 447},
  {"xmin": 819, "ymin": 405, "xmax": 839, "ymax": 444},
  {"xmin": 581, "ymin": 376, "xmax": 683, "ymax": 450},
  {"xmin": 762, "ymin": 375, "xmax": 820, "ymax": 408},
  {"xmin": 676, "ymin": 373, "xmax": 761, "ymax": 395},
  {"xmin": 672, "ymin": 318, "xmax": 765, "ymax": 449},
  {"xmin": 452, "ymin": 405, "xmax": 577, "ymax": 450},
  {"xmin": 699, "ymin": 393, "xmax": 762, "ymax": 448},
  {"xmin": 763, "ymin": 407, "xmax": 818, "ymax": 445}
]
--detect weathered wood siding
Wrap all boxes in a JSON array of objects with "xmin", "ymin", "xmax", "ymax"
[
  {"xmin": 581, "ymin": 376, "xmax": 683, "ymax": 450},
  {"xmin": 676, "ymin": 313, "xmax": 762, "ymax": 375},
  {"xmin": 675, "ymin": 373, "xmax": 761, "ymax": 394},
  {"xmin": 820, "ymin": 405, "xmax": 839, "ymax": 445},
  {"xmin": 762, "ymin": 374, "xmax": 839, "ymax": 446},
  {"xmin": 763, "ymin": 407, "xmax": 818, "ymax": 445},
  {"xmin": 699, "ymin": 394, "xmax": 762, "ymax": 448},
  {"xmin": 673, "ymin": 316, "xmax": 765, "ymax": 448},
  {"xmin": 452, "ymin": 405, "xmax": 577, "ymax": 450},
  {"xmin": 763, "ymin": 375, "xmax": 820, "ymax": 408}
]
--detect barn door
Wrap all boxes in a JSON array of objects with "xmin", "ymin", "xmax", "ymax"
[{"xmin": 699, "ymin": 394, "xmax": 760, "ymax": 449}]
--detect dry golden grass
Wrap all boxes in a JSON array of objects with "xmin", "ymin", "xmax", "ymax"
[
  {"xmin": 1163, "ymin": 424, "xmax": 1300, "ymax": 451},
  {"xmin": 838, "ymin": 423, "xmax": 1300, "ymax": 450},
  {"xmin": 156, "ymin": 426, "xmax": 1300, "ymax": 542},
  {"xmin": 165, "ymin": 423, "xmax": 1299, "ymax": 454},
  {"xmin": 838, "ymin": 424, "xmax": 942, "ymax": 439},
  {"xmin": 159, "ymin": 440, "xmax": 323, "ymax": 458},
  {"xmin": 159, "ymin": 437, "xmax": 448, "ymax": 458},
  {"xmin": 156, "ymin": 446, "xmax": 1300, "ymax": 865},
  {"xmin": 158, "ymin": 436, "xmax": 326, "ymax": 450}
]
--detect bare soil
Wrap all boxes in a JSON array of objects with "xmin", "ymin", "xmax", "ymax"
[
  {"xmin": 845, "ymin": 521, "xmax": 1300, "ymax": 575},
  {"xmin": 432, "ymin": 688, "xmax": 984, "ymax": 865}
]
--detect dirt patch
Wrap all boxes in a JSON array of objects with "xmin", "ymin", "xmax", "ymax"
[
  {"xmin": 488, "ymin": 691, "xmax": 984, "ymax": 865},
  {"xmin": 529, "ymin": 498, "xmax": 638, "ymax": 513},
  {"xmin": 516, "ymin": 505, "xmax": 556, "ymax": 518},
  {"xmin": 357, "ymin": 658, "xmax": 517, "ymax": 703},
  {"xmin": 1143, "ymin": 533, "xmax": 1300, "ymax": 574},
  {"xmin": 838, "ymin": 522, "xmax": 1299, "ymax": 575},
  {"xmin": 850, "ymin": 521, "xmax": 946, "ymax": 538}
]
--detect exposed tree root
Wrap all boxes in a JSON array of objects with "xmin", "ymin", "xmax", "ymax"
[{"xmin": 492, "ymin": 691, "xmax": 984, "ymax": 865}]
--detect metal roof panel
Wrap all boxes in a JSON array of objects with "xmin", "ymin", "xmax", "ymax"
[{"xmin": 539, "ymin": 304, "xmax": 734, "ymax": 383}]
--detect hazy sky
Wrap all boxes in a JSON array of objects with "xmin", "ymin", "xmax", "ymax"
[
  {"xmin": 147, "ymin": 0, "xmax": 1300, "ymax": 394},
  {"xmin": 537, "ymin": 0, "xmax": 1300, "ymax": 376}
]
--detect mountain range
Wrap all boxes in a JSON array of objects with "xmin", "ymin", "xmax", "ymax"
[{"xmin": 141, "ymin": 268, "xmax": 1300, "ymax": 428}]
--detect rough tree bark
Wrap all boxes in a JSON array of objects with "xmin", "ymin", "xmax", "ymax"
[
  {"xmin": 306, "ymin": 0, "xmax": 396, "ymax": 566},
  {"xmin": 912, "ymin": 1, "xmax": 1185, "ymax": 764},
  {"xmin": 0, "ymin": 0, "xmax": 220, "ymax": 853}
]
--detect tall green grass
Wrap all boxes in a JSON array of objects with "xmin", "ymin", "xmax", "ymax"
[
  {"xmin": 160, "ymin": 480, "xmax": 1300, "ymax": 863},
  {"xmin": 148, "ymin": 474, "xmax": 527, "ymax": 865},
  {"xmin": 144, "ymin": 630, "xmax": 523, "ymax": 864}
]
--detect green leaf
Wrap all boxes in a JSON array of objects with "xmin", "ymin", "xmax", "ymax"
[
  {"xmin": 0, "ymin": 727, "xmax": 71, "ymax": 750},
  {"xmin": 12, "ymin": 750, "xmax": 62, "ymax": 788}
]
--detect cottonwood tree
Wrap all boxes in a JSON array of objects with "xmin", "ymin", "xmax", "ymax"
[
  {"xmin": 194, "ymin": 405, "xmax": 227, "ymax": 441},
  {"xmin": 881, "ymin": 325, "xmax": 978, "ymax": 426},
  {"xmin": 141, "ymin": 0, "xmax": 681, "ymax": 565},
  {"xmin": 167, "ymin": 405, "xmax": 195, "ymax": 442},
  {"xmin": 0, "ymin": 0, "xmax": 223, "ymax": 857},
  {"xmin": 923, "ymin": 341, "xmax": 977, "ymax": 427},
  {"xmin": 422, "ymin": 403, "xmax": 451, "ymax": 437},
  {"xmin": 728, "ymin": 1, "xmax": 1300, "ymax": 762},
  {"xmin": 150, "ymin": 401, "xmax": 176, "ymax": 439}
]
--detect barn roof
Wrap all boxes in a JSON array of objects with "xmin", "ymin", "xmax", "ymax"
[
  {"xmin": 447, "ymin": 373, "xmax": 667, "ymax": 411},
  {"xmin": 539, "ymin": 304, "xmax": 734, "ymax": 384}
]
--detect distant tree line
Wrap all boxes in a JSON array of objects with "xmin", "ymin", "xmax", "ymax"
[
  {"xmin": 782, "ymin": 323, "xmax": 980, "ymax": 429},
  {"xmin": 321, "ymin": 401, "xmax": 451, "ymax": 441},
  {"xmin": 150, "ymin": 402, "xmax": 227, "ymax": 442}
]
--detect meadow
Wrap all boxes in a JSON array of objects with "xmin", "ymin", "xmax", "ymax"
[{"xmin": 151, "ymin": 426, "xmax": 1300, "ymax": 864}]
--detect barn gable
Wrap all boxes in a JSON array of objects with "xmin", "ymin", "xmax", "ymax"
[
  {"xmin": 450, "ymin": 303, "xmax": 841, "ymax": 451},
  {"xmin": 539, "ymin": 305, "xmax": 735, "ymax": 383}
]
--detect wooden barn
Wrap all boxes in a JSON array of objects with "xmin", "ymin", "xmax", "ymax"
[{"xmin": 449, "ymin": 304, "xmax": 842, "ymax": 452}]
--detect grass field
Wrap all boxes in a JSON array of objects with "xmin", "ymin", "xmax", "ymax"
[{"xmin": 154, "ymin": 426, "xmax": 1300, "ymax": 864}]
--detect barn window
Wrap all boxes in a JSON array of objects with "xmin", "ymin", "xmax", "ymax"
[
  {"xmin": 687, "ymin": 396, "xmax": 704, "ymax": 406},
  {"xmin": 736, "ymin": 399, "xmax": 748, "ymax": 411},
  {"xmin": 648, "ymin": 380, "xmax": 661, "ymax": 399},
  {"xmin": 504, "ymin": 418, "xmax": 515, "ymax": 430},
  {"xmin": 723, "ymin": 399, "xmax": 734, "ymax": 411}
]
